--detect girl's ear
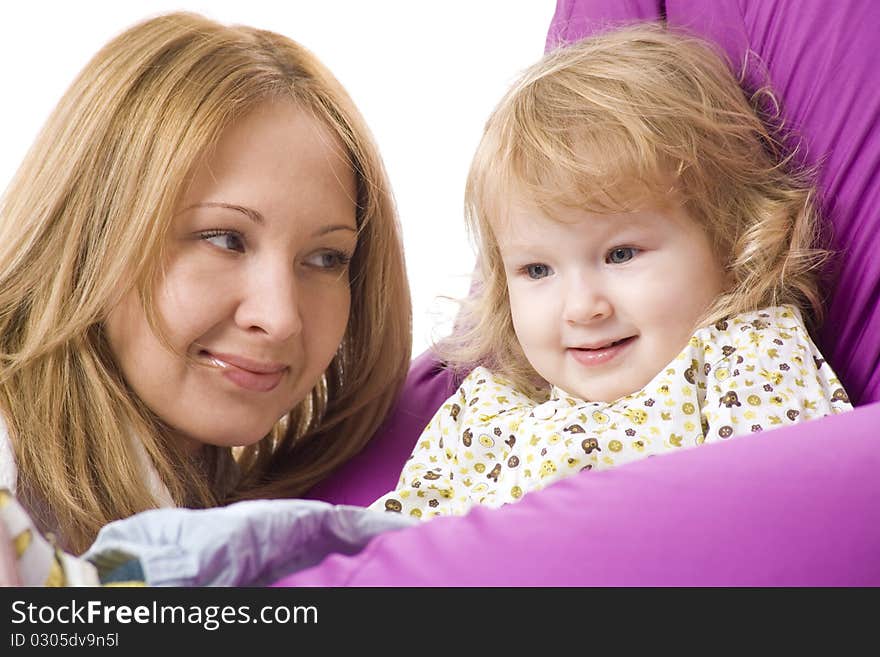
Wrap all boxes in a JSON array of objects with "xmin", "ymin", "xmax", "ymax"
[{"xmin": 723, "ymin": 266, "xmax": 737, "ymax": 289}]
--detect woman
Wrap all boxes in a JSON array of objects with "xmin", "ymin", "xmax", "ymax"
[{"xmin": 0, "ymin": 11, "xmax": 411, "ymax": 554}]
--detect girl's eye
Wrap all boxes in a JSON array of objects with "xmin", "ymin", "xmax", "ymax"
[
  {"xmin": 606, "ymin": 247, "xmax": 638, "ymax": 264},
  {"xmin": 201, "ymin": 230, "xmax": 245, "ymax": 253},
  {"xmin": 523, "ymin": 263, "xmax": 552, "ymax": 280},
  {"xmin": 304, "ymin": 250, "xmax": 352, "ymax": 271}
]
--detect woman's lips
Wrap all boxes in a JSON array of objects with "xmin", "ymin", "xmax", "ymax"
[
  {"xmin": 567, "ymin": 336, "xmax": 636, "ymax": 367},
  {"xmin": 200, "ymin": 350, "xmax": 286, "ymax": 392}
]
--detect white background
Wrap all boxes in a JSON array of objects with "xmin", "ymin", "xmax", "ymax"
[{"xmin": 0, "ymin": 1, "xmax": 557, "ymax": 357}]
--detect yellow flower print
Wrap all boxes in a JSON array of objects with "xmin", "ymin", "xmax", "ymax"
[
  {"xmin": 623, "ymin": 408, "xmax": 648, "ymax": 424},
  {"xmin": 760, "ymin": 369, "xmax": 784, "ymax": 385}
]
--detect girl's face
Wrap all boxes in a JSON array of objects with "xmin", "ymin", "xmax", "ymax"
[
  {"xmin": 496, "ymin": 200, "xmax": 727, "ymax": 403},
  {"xmin": 105, "ymin": 100, "xmax": 358, "ymax": 452}
]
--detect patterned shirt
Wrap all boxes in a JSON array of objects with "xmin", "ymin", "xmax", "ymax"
[{"xmin": 370, "ymin": 306, "xmax": 852, "ymax": 519}]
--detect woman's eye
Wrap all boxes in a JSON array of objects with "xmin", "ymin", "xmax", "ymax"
[
  {"xmin": 524, "ymin": 263, "xmax": 552, "ymax": 280},
  {"xmin": 606, "ymin": 247, "xmax": 638, "ymax": 264},
  {"xmin": 201, "ymin": 230, "xmax": 245, "ymax": 253},
  {"xmin": 304, "ymin": 250, "xmax": 352, "ymax": 271}
]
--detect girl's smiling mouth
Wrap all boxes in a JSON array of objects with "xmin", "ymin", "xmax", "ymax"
[{"xmin": 567, "ymin": 336, "xmax": 637, "ymax": 366}]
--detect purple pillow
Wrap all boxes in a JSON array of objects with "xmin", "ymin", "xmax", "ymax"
[
  {"xmin": 281, "ymin": 403, "xmax": 880, "ymax": 586},
  {"xmin": 305, "ymin": 351, "xmax": 459, "ymax": 506},
  {"xmin": 288, "ymin": 0, "xmax": 880, "ymax": 585}
]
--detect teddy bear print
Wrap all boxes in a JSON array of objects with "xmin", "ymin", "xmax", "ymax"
[
  {"xmin": 581, "ymin": 437, "xmax": 601, "ymax": 454},
  {"xmin": 684, "ymin": 359, "xmax": 699, "ymax": 384},
  {"xmin": 719, "ymin": 391, "xmax": 741, "ymax": 408}
]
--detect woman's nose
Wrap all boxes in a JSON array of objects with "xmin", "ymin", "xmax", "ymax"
[{"xmin": 234, "ymin": 266, "xmax": 303, "ymax": 341}]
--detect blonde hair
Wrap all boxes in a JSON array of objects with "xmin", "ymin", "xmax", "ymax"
[
  {"xmin": 445, "ymin": 23, "xmax": 827, "ymax": 393},
  {"xmin": 0, "ymin": 12, "xmax": 411, "ymax": 552}
]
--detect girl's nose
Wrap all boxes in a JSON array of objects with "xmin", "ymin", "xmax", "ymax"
[{"xmin": 561, "ymin": 276, "xmax": 613, "ymax": 324}]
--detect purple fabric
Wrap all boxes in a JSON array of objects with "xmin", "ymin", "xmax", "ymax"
[
  {"xmin": 545, "ymin": 0, "xmax": 663, "ymax": 51},
  {"xmin": 304, "ymin": 350, "xmax": 459, "ymax": 506},
  {"xmin": 283, "ymin": 0, "xmax": 880, "ymax": 585},
  {"xmin": 278, "ymin": 401, "xmax": 880, "ymax": 586}
]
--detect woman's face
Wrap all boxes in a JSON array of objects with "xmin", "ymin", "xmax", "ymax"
[{"xmin": 105, "ymin": 100, "xmax": 358, "ymax": 452}]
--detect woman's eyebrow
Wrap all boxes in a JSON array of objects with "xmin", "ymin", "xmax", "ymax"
[
  {"xmin": 182, "ymin": 203, "xmax": 356, "ymax": 235},
  {"xmin": 314, "ymin": 224, "xmax": 357, "ymax": 237},
  {"xmin": 184, "ymin": 202, "xmax": 264, "ymax": 224}
]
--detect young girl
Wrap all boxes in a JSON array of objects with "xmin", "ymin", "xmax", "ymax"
[
  {"xmin": 369, "ymin": 24, "xmax": 852, "ymax": 518},
  {"xmin": 0, "ymin": 11, "xmax": 411, "ymax": 560}
]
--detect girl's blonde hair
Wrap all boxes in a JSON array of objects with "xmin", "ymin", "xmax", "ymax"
[
  {"xmin": 0, "ymin": 12, "xmax": 411, "ymax": 552},
  {"xmin": 445, "ymin": 23, "xmax": 827, "ymax": 393}
]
